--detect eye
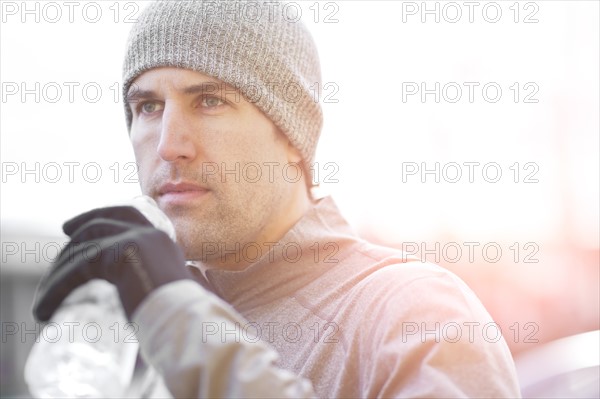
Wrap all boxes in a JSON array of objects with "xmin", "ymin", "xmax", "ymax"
[
  {"xmin": 201, "ymin": 96, "xmax": 225, "ymax": 108},
  {"xmin": 138, "ymin": 101, "xmax": 163, "ymax": 114}
]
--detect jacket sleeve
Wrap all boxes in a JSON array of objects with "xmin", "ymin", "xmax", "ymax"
[{"xmin": 131, "ymin": 280, "xmax": 316, "ymax": 398}]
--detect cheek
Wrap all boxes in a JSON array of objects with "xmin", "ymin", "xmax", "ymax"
[
  {"xmin": 130, "ymin": 130, "xmax": 159, "ymax": 188},
  {"xmin": 221, "ymin": 118, "xmax": 284, "ymax": 161}
]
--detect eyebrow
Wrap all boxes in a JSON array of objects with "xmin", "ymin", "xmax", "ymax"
[
  {"xmin": 126, "ymin": 81, "xmax": 238, "ymax": 103},
  {"xmin": 125, "ymin": 89, "xmax": 157, "ymax": 103}
]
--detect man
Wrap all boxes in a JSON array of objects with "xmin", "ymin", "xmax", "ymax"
[{"xmin": 33, "ymin": 1, "xmax": 522, "ymax": 397}]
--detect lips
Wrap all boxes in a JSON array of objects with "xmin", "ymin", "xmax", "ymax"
[
  {"xmin": 157, "ymin": 182, "xmax": 210, "ymax": 206},
  {"xmin": 159, "ymin": 182, "xmax": 207, "ymax": 195}
]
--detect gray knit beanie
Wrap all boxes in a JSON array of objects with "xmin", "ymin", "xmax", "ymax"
[{"xmin": 122, "ymin": 0, "xmax": 323, "ymax": 168}]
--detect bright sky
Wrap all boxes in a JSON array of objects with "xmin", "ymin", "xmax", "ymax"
[{"xmin": 1, "ymin": 1, "xmax": 599, "ymax": 249}]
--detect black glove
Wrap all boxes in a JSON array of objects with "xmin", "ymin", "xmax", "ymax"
[{"xmin": 33, "ymin": 206, "xmax": 193, "ymax": 322}]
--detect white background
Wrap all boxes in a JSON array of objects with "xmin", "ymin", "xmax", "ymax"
[{"xmin": 2, "ymin": 1, "xmax": 598, "ymax": 250}]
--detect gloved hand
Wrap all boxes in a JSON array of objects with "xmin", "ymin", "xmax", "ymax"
[{"xmin": 33, "ymin": 206, "xmax": 193, "ymax": 322}]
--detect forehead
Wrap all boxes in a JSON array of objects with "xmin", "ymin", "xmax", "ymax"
[{"xmin": 127, "ymin": 67, "xmax": 238, "ymax": 98}]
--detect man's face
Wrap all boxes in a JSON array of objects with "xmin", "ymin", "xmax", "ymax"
[{"xmin": 128, "ymin": 67, "xmax": 305, "ymax": 268}]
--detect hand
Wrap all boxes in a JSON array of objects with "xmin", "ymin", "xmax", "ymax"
[{"xmin": 33, "ymin": 206, "xmax": 192, "ymax": 321}]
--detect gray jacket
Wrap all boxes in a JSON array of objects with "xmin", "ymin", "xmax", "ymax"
[{"xmin": 130, "ymin": 197, "xmax": 521, "ymax": 397}]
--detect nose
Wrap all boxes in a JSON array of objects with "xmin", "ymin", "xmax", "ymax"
[{"xmin": 156, "ymin": 104, "xmax": 197, "ymax": 162}]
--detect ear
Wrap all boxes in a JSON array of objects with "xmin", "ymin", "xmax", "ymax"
[
  {"xmin": 285, "ymin": 140, "xmax": 304, "ymax": 164},
  {"xmin": 274, "ymin": 127, "xmax": 303, "ymax": 164}
]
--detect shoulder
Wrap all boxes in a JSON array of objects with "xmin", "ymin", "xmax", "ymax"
[
  {"xmin": 327, "ymin": 239, "xmax": 499, "ymax": 342},
  {"xmin": 337, "ymin": 239, "xmax": 482, "ymax": 314},
  {"xmin": 338, "ymin": 250, "xmax": 522, "ymax": 397},
  {"xmin": 352, "ymin": 258, "xmax": 487, "ymax": 323}
]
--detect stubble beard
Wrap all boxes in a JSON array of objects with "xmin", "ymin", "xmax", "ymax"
[{"xmin": 169, "ymin": 180, "xmax": 282, "ymax": 269}]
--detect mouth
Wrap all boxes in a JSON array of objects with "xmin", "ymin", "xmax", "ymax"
[{"xmin": 157, "ymin": 182, "xmax": 210, "ymax": 207}]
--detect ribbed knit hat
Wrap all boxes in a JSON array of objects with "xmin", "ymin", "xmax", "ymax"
[{"xmin": 123, "ymin": 0, "xmax": 323, "ymax": 168}]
